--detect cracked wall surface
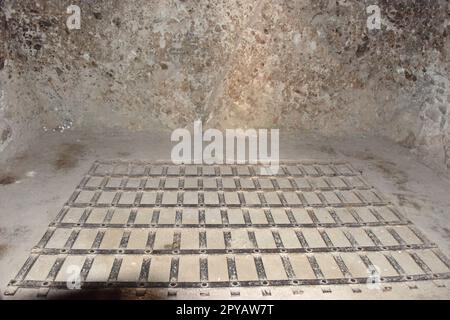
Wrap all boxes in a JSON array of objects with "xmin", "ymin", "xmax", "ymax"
[{"xmin": 0, "ymin": 0, "xmax": 449, "ymax": 172}]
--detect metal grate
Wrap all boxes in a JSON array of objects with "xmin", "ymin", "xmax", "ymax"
[{"xmin": 5, "ymin": 161, "xmax": 450, "ymax": 297}]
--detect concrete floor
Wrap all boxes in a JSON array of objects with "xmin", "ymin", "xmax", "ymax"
[{"xmin": 0, "ymin": 128, "xmax": 449, "ymax": 299}]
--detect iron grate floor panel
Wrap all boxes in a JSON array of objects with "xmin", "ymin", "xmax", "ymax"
[{"xmin": 5, "ymin": 161, "xmax": 450, "ymax": 298}]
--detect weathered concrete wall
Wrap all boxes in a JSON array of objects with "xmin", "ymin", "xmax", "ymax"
[{"xmin": 1, "ymin": 0, "xmax": 449, "ymax": 172}]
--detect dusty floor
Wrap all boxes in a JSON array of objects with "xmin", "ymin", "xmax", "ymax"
[{"xmin": 0, "ymin": 128, "xmax": 449, "ymax": 299}]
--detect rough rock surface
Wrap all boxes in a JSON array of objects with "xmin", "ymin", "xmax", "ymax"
[{"xmin": 0, "ymin": 0, "xmax": 449, "ymax": 172}]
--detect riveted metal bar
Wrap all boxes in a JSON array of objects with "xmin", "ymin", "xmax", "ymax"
[
  {"xmin": 146, "ymin": 231, "xmax": 156, "ymax": 251},
  {"xmin": 296, "ymin": 192, "xmax": 307, "ymax": 205},
  {"xmin": 172, "ymin": 231, "xmax": 181, "ymax": 251},
  {"xmin": 387, "ymin": 227, "xmax": 407, "ymax": 245},
  {"xmin": 179, "ymin": 176, "xmax": 185, "ymax": 190},
  {"xmin": 91, "ymin": 230, "xmax": 106, "ymax": 249},
  {"xmin": 235, "ymin": 178, "xmax": 242, "ymax": 190},
  {"xmin": 359, "ymin": 254, "xmax": 377, "ymax": 275},
  {"xmin": 346, "ymin": 208, "xmax": 364, "ymax": 224},
  {"xmin": 277, "ymin": 192, "xmax": 288, "ymax": 206},
  {"xmin": 217, "ymin": 177, "xmax": 223, "ymax": 190},
  {"xmin": 272, "ymin": 230, "xmax": 284, "ymax": 249},
  {"xmin": 253, "ymin": 178, "xmax": 262, "ymax": 190},
  {"xmin": 134, "ymin": 192, "xmax": 143, "ymax": 207},
  {"xmin": 175, "ymin": 210, "xmax": 182, "ymax": 225},
  {"xmin": 156, "ymin": 191, "xmax": 163, "ymax": 206},
  {"xmin": 64, "ymin": 229, "xmax": 81, "ymax": 249},
  {"xmin": 227, "ymin": 256, "xmax": 238, "ymax": 282},
  {"xmin": 318, "ymin": 230, "xmax": 334, "ymax": 248},
  {"xmin": 169, "ymin": 257, "xmax": 180, "ymax": 284},
  {"xmin": 67, "ymin": 190, "xmax": 81, "ymax": 206},
  {"xmin": 177, "ymin": 191, "xmax": 184, "ymax": 207},
  {"xmin": 384, "ymin": 253, "xmax": 406, "ymax": 276},
  {"xmin": 127, "ymin": 209, "xmax": 138, "ymax": 225},
  {"xmin": 138, "ymin": 177, "xmax": 147, "ymax": 190},
  {"xmin": 198, "ymin": 192, "xmax": 205, "ymax": 207},
  {"xmin": 108, "ymin": 257, "xmax": 123, "ymax": 282},
  {"xmin": 221, "ymin": 209, "xmax": 229, "ymax": 225},
  {"xmin": 432, "ymin": 249, "xmax": 450, "ymax": 269},
  {"xmin": 295, "ymin": 230, "xmax": 309, "ymax": 249},
  {"xmin": 68, "ymin": 202, "xmax": 416, "ymax": 210},
  {"xmin": 365, "ymin": 229, "xmax": 383, "ymax": 247},
  {"xmin": 100, "ymin": 177, "xmax": 112, "ymax": 191},
  {"xmin": 264, "ymin": 209, "xmax": 276, "ymax": 225},
  {"xmin": 307, "ymin": 256, "xmax": 325, "ymax": 279},
  {"xmin": 199, "ymin": 209, "xmax": 206, "ymax": 225},
  {"xmin": 280, "ymin": 255, "xmax": 296, "ymax": 279},
  {"xmin": 33, "ymin": 244, "xmax": 439, "ymax": 255},
  {"xmin": 11, "ymin": 255, "xmax": 39, "ymax": 283},
  {"xmin": 258, "ymin": 192, "xmax": 268, "ymax": 207},
  {"xmin": 200, "ymin": 257, "xmax": 208, "ymax": 283},
  {"xmin": 408, "ymin": 226, "xmax": 434, "ymax": 246},
  {"xmin": 286, "ymin": 209, "xmax": 297, "ymax": 225},
  {"xmin": 242, "ymin": 209, "xmax": 252, "ymax": 225},
  {"xmin": 254, "ymin": 256, "xmax": 268, "ymax": 282},
  {"xmin": 49, "ymin": 220, "xmax": 414, "ymax": 229},
  {"xmin": 119, "ymin": 231, "xmax": 131, "ymax": 249},
  {"xmin": 79, "ymin": 208, "xmax": 92, "ymax": 224},
  {"xmin": 388, "ymin": 206, "xmax": 410, "ymax": 224},
  {"xmin": 409, "ymin": 252, "xmax": 433, "ymax": 275},
  {"xmin": 88, "ymin": 163, "xmax": 100, "ymax": 175},
  {"xmin": 80, "ymin": 256, "xmax": 94, "ymax": 282},
  {"xmin": 307, "ymin": 209, "xmax": 320, "ymax": 225},
  {"xmin": 139, "ymin": 257, "xmax": 151, "ymax": 283},
  {"xmin": 151, "ymin": 210, "xmax": 159, "ymax": 225},
  {"xmin": 54, "ymin": 206, "xmax": 70, "ymax": 223},
  {"xmin": 8, "ymin": 271, "xmax": 450, "ymax": 291},
  {"xmin": 369, "ymin": 208, "xmax": 385, "ymax": 224},
  {"xmin": 119, "ymin": 178, "xmax": 128, "ymax": 189},
  {"xmin": 223, "ymin": 231, "xmax": 232, "ymax": 250},
  {"xmin": 199, "ymin": 231, "xmax": 207, "ymax": 250},
  {"xmin": 36, "ymin": 228, "xmax": 56, "ymax": 249},
  {"xmin": 351, "ymin": 191, "xmax": 368, "ymax": 206},
  {"xmin": 271, "ymin": 178, "xmax": 280, "ymax": 190},
  {"xmin": 328, "ymin": 209, "xmax": 343, "ymax": 225},
  {"xmin": 333, "ymin": 255, "xmax": 353, "ymax": 279},
  {"xmin": 237, "ymin": 191, "xmax": 245, "ymax": 206},
  {"xmin": 248, "ymin": 231, "xmax": 258, "ymax": 249},
  {"xmin": 280, "ymin": 166, "xmax": 289, "ymax": 176},
  {"xmin": 103, "ymin": 209, "xmax": 115, "ymax": 224},
  {"xmin": 218, "ymin": 192, "xmax": 225, "ymax": 206},
  {"xmin": 343, "ymin": 231, "xmax": 359, "ymax": 248},
  {"xmin": 111, "ymin": 192, "xmax": 121, "ymax": 207},
  {"xmin": 316, "ymin": 193, "xmax": 328, "ymax": 206}
]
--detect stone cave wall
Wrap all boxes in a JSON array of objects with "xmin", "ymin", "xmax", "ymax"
[{"xmin": 0, "ymin": 0, "xmax": 449, "ymax": 172}]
